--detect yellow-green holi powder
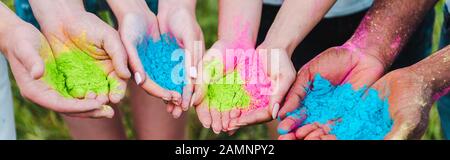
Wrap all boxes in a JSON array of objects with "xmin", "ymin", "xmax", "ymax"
[
  {"xmin": 44, "ymin": 49, "xmax": 115, "ymax": 98},
  {"xmin": 206, "ymin": 60, "xmax": 251, "ymax": 112}
]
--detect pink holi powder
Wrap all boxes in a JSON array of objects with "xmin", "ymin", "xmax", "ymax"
[{"xmin": 238, "ymin": 50, "xmax": 272, "ymax": 110}]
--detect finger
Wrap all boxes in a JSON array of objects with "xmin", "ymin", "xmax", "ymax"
[
  {"xmin": 221, "ymin": 110, "xmax": 231, "ymax": 132},
  {"xmin": 172, "ymin": 106, "xmax": 183, "ymax": 119},
  {"xmin": 210, "ymin": 107, "xmax": 222, "ymax": 134},
  {"xmin": 278, "ymin": 133, "xmax": 297, "ymax": 140},
  {"xmin": 170, "ymin": 90, "xmax": 182, "ymax": 106},
  {"xmin": 166, "ymin": 102, "xmax": 175, "ymax": 113},
  {"xmin": 304, "ymin": 128, "xmax": 327, "ymax": 140},
  {"xmin": 13, "ymin": 41, "xmax": 45, "ymax": 79},
  {"xmin": 140, "ymin": 75, "xmax": 174, "ymax": 100},
  {"xmin": 295, "ymin": 123, "xmax": 320, "ymax": 139},
  {"xmin": 231, "ymin": 108, "xmax": 272, "ymax": 128},
  {"xmin": 277, "ymin": 70, "xmax": 311, "ymax": 119},
  {"xmin": 228, "ymin": 108, "xmax": 242, "ymax": 131},
  {"xmin": 277, "ymin": 109, "xmax": 307, "ymax": 135},
  {"xmin": 196, "ymin": 101, "xmax": 212, "ymax": 129},
  {"xmin": 108, "ymin": 72, "xmax": 127, "ymax": 104},
  {"xmin": 64, "ymin": 105, "xmax": 115, "ymax": 119},
  {"xmin": 103, "ymin": 30, "xmax": 132, "ymax": 79},
  {"xmin": 181, "ymin": 84, "xmax": 194, "ymax": 111},
  {"xmin": 320, "ymin": 135, "xmax": 337, "ymax": 140},
  {"xmin": 121, "ymin": 35, "xmax": 148, "ymax": 86}
]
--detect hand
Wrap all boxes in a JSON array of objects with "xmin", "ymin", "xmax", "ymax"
[
  {"xmin": 158, "ymin": 0, "xmax": 205, "ymax": 118},
  {"xmin": 192, "ymin": 41, "xmax": 296, "ymax": 134},
  {"xmin": 282, "ymin": 68, "xmax": 435, "ymax": 140},
  {"xmin": 227, "ymin": 44, "xmax": 296, "ymax": 133},
  {"xmin": 0, "ymin": 21, "xmax": 112, "ymax": 118},
  {"xmin": 277, "ymin": 43, "xmax": 387, "ymax": 135},
  {"xmin": 36, "ymin": 11, "xmax": 131, "ymax": 116}
]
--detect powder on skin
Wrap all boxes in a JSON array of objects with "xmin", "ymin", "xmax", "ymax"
[
  {"xmin": 205, "ymin": 50, "xmax": 272, "ymax": 112},
  {"xmin": 44, "ymin": 49, "xmax": 112, "ymax": 98},
  {"xmin": 137, "ymin": 33, "xmax": 186, "ymax": 94},
  {"xmin": 284, "ymin": 74, "xmax": 393, "ymax": 140}
]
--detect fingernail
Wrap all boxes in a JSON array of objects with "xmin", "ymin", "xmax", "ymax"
[
  {"xmin": 162, "ymin": 96, "xmax": 171, "ymax": 101},
  {"xmin": 272, "ymin": 103, "xmax": 280, "ymax": 120},
  {"xmin": 213, "ymin": 129, "xmax": 221, "ymax": 135},
  {"xmin": 190, "ymin": 67, "xmax": 197, "ymax": 79},
  {"xmin": 134, "ymin": 72, "xmax": 142, "ymax": 85},
  {"xmin": 190, "ymin": 93, "xmax": 197, "ymax": 107},
  {"xmin": 203, "ymin": 123, "xmax": 211, "ymax": 129},
  {"xmin": 96, "ymin": 105, "xmax": 114, "ymax": 118}
]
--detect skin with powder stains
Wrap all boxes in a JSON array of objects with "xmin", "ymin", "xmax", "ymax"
[
  {"xmin": 29, "ymin": 2, "xmax": 131, "ymax": 104},
  {"xmin": 277, "ymin": 0, "xmax": 438, "ymax": 139}
]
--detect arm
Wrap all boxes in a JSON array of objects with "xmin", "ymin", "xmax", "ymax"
[
  {"xmin": 218, "ymin": 0, "xmax": 263, "ymax": 47},
  {"xmin": 411, "ymin": 47, "xmax": 450, "ymax": 99},
  {"xmin": 347, "ymin": 0, "xmax": 437, "ymax": 69},
  {"xmin": 263, "ymin": 0, "xmax": 336, "ymax": 57}
]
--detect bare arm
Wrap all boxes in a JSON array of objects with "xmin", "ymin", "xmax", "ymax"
[
  {"xmin": 218, "ymin": 0, "xmax": 263, "ymax": 47},
  {"xmin": 348, "ymin": 0, "xmax": 438, "ymax": 69},
  {"xmin": 263, "ymin": 0, "xmax": 336, "ymax": 57}
]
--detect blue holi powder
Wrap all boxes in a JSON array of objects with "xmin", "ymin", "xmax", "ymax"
[
  {"xmin": 137, "ymin": 34, "xmax": 186, "ymax": 94},
  {"xmin": 285, "ymin": 74, "xmax": 393, "ymax": 140}
]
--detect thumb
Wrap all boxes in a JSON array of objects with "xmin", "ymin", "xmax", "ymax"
[{"xmin": 14, "ymin": 42, "xmax": 45, "ymax": 79}]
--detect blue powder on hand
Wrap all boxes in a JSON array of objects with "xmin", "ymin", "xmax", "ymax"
[
  {"xmin": 286, "ymin": 74, "xmax": 393, "ymax": 140},
  {"xmin": 137, "ymin": 34, "xmax": 186, "ymax": 94}
]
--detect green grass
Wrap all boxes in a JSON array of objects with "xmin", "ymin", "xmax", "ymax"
[{"xmin": 2, "ymin": 0, "xmax": 447, "ymax": 140}]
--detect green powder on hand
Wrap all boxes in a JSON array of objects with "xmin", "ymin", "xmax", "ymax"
[
  {"xmin": 206, "ymin": 60, "xmax": 251, "ymax": 112},
  {"xmin": 44, "ymin": 49, "xmax": 114, "ymax": 98}
]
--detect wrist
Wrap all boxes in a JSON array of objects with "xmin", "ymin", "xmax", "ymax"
[
  {"xmin": 29, "ymin": 0, "xmax": 85, "ymax": 26},
  {"xmin": 159, "ymin": 0, "xmax": 196, "ymax": 12},
  {"xmin": 261, "ymin": 33, "xmax": 295, "ymax": 58},
  {"xmin": 344, "ymin": 34, "xmax": 397, "ymax": 70},
  {"xmin": 107, "ymin": 0, "xmax": 154, "ymax": 22},
  {"xmin": 407, "ymin": 50, "xmax": 450, "ymax": 98}
]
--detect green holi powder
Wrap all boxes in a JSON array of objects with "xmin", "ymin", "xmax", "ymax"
[
  {"xmin": 44, "ymin": 49, "xmax": 117, "ymax": 98},
  {"xmin": 206, "ymin": 60, "xmax": 251, "ymax": 112}
]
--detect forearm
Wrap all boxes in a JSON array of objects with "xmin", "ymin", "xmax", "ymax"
[
  {"xmin": 264, "ymin": 0, "xmax": 336, "ymax": 56},
  {"xmin": 347, "ymin": 0, "xmax": 437, "ymax": 68},
  {"xmin": 409, "ymin": 46, "xmax": 450, "ymax": 99},
  {"xmin": 218, "ymin": 0, "xmax": 262, "ymax": 48},
  {"xmin": 107, "ymin": 0, "xmax": 153, "ymax": 22},
  {"xmin": 0, "ymin": 2, "xmax": 24, "ymax": 52},
  {"xmin": 29, "ymin": 0, "xmax": 85, "ymax": 25}
]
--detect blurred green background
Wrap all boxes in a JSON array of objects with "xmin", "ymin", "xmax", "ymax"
[{"xmin": 1, "ymin": 0, "xmax": 446, "ymax": 140}]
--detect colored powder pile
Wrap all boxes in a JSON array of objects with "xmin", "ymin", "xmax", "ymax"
[
  {"xmin": 44, "ymin": 49, "xmax": 114, "ymax": 98},
  {"xmin": 205, "ymin": 51, "xmax": 271, "ymax": 112},
  {"xmin": 137, "ymin": 33, "xmax": 186, "ymax": 94},
  {"xmin": 285, "ymin": 74, "xmax": 393, "ymax": 140},
  {"xmin": 207, "ymin": 70, "xmax": 251, "ymax": 112}
]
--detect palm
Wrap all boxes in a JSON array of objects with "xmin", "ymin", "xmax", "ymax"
[
  {"xmin": 40, "ymin": 12, "xmax": 128, "ymax": 103},
  {"xmin": 5, "ymin": 23, "xmax": 106, "ymax": 117},
  {"xmin": 277, "ymin": 46, "xmax": 387, "ymax": 137},
  {"xmin": 372, "ymin": 69, "xmax": 434, "ymax": 140}
]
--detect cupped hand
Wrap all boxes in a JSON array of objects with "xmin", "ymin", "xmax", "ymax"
[
  {"xmin": 157, "ymin": 1, "xmax": 205, "ymax": 118},
  {"xmin": 283, "ymin": 68, "xmax": 435, "ymax": 140},
  {"xmin": 192, "ymin": 41, "xmax": 296, "ymax": 134},
  {"xmin": 226, "ymin": 44, "xmax": 296, "ymax": 133},
  {"xmin": 1, "ymin": 21, "xmax": 112, "ymax": 118},
  {"xmin": 38, "ymin": 11, "xmax": 131, "ymax": 117},
  {"xmin": 277, "ymin": 43, "xmax": 387, "ymax": 135}
]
